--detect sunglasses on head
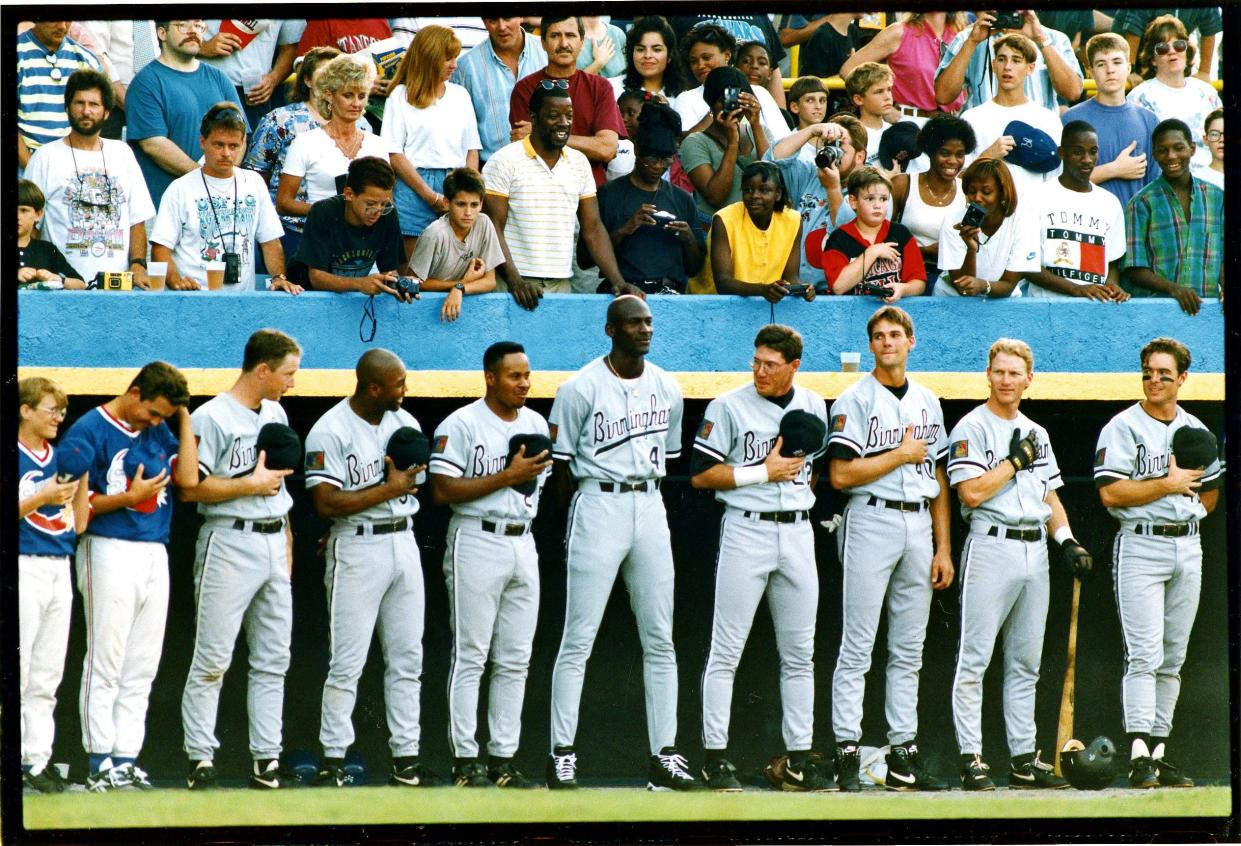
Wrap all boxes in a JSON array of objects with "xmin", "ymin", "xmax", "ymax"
[
  {"xmin": 538, "ymin": 79, "xmax": 571, "ymax": 91},
  {"xmin": 1154, "ymin": 39, "xmax": 1188, "ymax": 56}
]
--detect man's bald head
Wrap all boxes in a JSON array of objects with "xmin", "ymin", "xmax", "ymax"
[
  {"xmin": 356, "ymin": 348, "xmax": 405, "ymax": 389},
  {"xmin": 606, "ymin": 294, "xmax": 650, "ymax": 327}
]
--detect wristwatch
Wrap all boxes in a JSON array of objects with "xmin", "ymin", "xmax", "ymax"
[
  {"xmin": 454, "ymin": 282, "xmax": 465, "ymax": 293},
  {"xmin": 270, "ymin": 273, "xmax": 288, "ymax": 284},
  {"xmin": 129, "ymin": 257, "xmax": 147, "ymax": 269},
  {"xmin": 1039, "ymin": 35, "xmax": 1053, "ymax": 49}
]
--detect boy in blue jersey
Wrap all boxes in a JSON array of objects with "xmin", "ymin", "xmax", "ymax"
[
  {"xmin": 18, "ymin": 377, "xmax": 91, "ymax": 793},
  {"xmin": 58, "ymin": 361, "xmax": 198, "ymax": 790}
]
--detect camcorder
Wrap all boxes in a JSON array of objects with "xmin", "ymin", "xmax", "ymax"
[
  {"xmin": 857, "ymin": 278, "xmax": 894, "ymax": 298},
  {"xmin": 721, "ymin": 86, "xmax": 743, "ymax": 114},
  {"xmin": 815, "ymin": 140, "xmax": 844, "ymax": 169},
  {"xmin": 961, "ymin": 202, "xmax": 988, "ymax": 229},
  {"xmin": 989, "ymin": 10, "xmax": 1024, "ymax": 30}
]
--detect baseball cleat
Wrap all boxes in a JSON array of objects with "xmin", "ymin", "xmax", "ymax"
[
  {"xmin": 187, "ymin": 760, "xmax": 218, "ymax": 790},
  {"xmin": 1128, "ymin": 756, "xmax": 1159, "ymax": 789},
  {"xmin": 1155, "ymin": 757, "xmax": 1194, "ymax": 788},
  {"xmin": 112, "ymin": 763, "xmax": 154, "ymax": 790},
  {"xmin": 489, "ymin": 760, "xmax": 537, "ymax": 789},
  {"xmin": 250, "ymin": 758, "xmax": 286, "ymax": 789},
  {"xmin": 701, "ymin": 758, "xmax": 744, "ymax": 792},
  {"xmin": 782, "ymin": 757, "xmax": 837, "ymax": 792},
  {"xmin": 453, "ymin": 760, "xmax": 495, "ymax": 788},
  {"xmin": 315, "ymin": 763, "xmax": 356, "ymax": 788},
  {"xmin": 885, "ymin": 744, "xmax": 947, "ymax": 791},
  {"xmin": 960, "ymin": 755, "xmax": 996, "ymax": 791},
  {"xmin": 24, "ymin": 767, "xmax": 68, "ymax": 794},
  {"xmin": 390, "ymin": 761, "xmax": 435, "ymax": 787},
  {"xmin": 648, "ymin": 747, "xmax": 696, "ymax": 792},
  {"xmin": 835, "ymin": 745, "xmax": 862, "ymax": 792},
  {"xmin": 1008, "ymin": 753, "xmax": 1068, "ymax": 789},
  {"xmin": 546, "ymin": 746, "xmax": 578, "ymax": 790}
]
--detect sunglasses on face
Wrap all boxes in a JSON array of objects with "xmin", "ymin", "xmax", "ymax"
[
  {"xmin": 1154, "ymin": 39, "xmax": 1188, "ymax": 56},
  {"xmin": 538, "ymin": 79, "xmax": 571, "ymax": 91}
]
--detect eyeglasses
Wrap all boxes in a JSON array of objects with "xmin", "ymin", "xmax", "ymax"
[
  {"xmin": 362, "ymin": 200, "xmax": 396, "ymax": 215},
  {"xmin": 169, "ymin": 21, "xmax": 206, "ymax": 32},
  {"xmin": 636, "ymin": 154, "xmax": 675, "ymax": 165},
  {"xmin": 538, "ymin": 79, "xmax": 571, "ymax": 91},
  {"xmin": 751, "ymin": 358, "xmax": 789, "ymax": 373},
  {"xmin": 1206, "ymin": 130, "xmax": 1224, "ymax": 141},
  {"xmin": 36, "ymin": 405, "xmax": 67, "ymax": 419},
  {"xmin": 1153, "ymin": 39, "xmax": 1188, "ymax": 56}
]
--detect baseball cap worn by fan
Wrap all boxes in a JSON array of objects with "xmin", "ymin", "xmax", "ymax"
[
  {"xmin": 1003, "ymin": 121, "xmax": 1059, "ymax": 173},
  {"xmin": 387, "ymin": 427, "xmax": 430, "ymax": 471},
  {"xmin": 256, "ymin": 422, "xmax": 302, "ymax": 471},
  {"xmin": 779, "ymin": 410, "xmax": 827, "ymax": 458},
  {"xmin": 507, "ymin": 433, "xmax": 554, "ymax": 495},
  {"xmin": 703, "ymin": 66, "xmax": 753, "ymax": 110},
  {"xmin": 879, "ymin": 121, "xmax": 921, "ymax": 171}
]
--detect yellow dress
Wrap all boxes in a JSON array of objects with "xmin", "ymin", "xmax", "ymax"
[{"xmin": 690, "ymin": 202, "xmax": 801, "ymax": 295}]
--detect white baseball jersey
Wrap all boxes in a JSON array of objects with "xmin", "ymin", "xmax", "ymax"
[
  {"xmin": 947, "ymin": 404, "xmax": 1062, "ymax": 529},
  {"xmin": 1094, "ymin": 403, "xmax": 1223, "ymax": 525},
  {"xmin": 694, "ymin": 384, "xmax": 828, "ymax": 512},
  {"xmin": 429, "ymin": 398, "xmax": 551, "ymax": 521},
  {"xmin": 304, "ymin": 398, "xmax": 424, "ymax": 527},
  {"xmin": 192, "ymin": 393, "xmax": 293, "ymax": 520},
  {"xmin": 828, "ymin": 374, "xmax": 946, "ymax": 501},
  {"xmin": 549, "ymin": 357, "xmax": 683, "ymax": 483}
]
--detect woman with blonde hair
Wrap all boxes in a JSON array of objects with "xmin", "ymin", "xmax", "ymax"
[
  {"xmin": 381, "ymin": 25, "xmax": 481, "ymax": 255},
  {"xmin": 277, "ymin": 54, "xmax": 391, "ymax": 244},
  {"xmin": 839, "ymin": 12, "xmax": 967, "ymax": 118}
]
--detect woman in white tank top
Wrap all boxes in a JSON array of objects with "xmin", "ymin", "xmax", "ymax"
[{"xmin": 890, "ymin": 115, "xmax": 975, "ymax": 281}]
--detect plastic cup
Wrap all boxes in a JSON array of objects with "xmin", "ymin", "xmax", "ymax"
[
  {"xmin": 147, "ymin": 261, "xmax": 167, "ymax": 291},
  {"xmin": 841, "ymin": 351, "xmax": 861, "ymax": 372},
  {"xmin": 206, "ymin": 261, "xmax": 225, "ymax": 291}
]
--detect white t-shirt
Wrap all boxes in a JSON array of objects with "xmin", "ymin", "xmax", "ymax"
[
  {"xmin": 864, "ymin": 121, "xmax": 887, "ymax": 168},
  {"xmin": 1193, "ymin": 165, "xmax": 1225, "ymax": 190},
  {"xmin": 150, "ymin": 167, "xmax": 284, "ymax": 291},
  {"xmin": 380, "ymin": 82, "xmax": 481, "ymax": 169},
  {"xmin": 1128, "ymin": 77, "xmax": 1221, "ymax": 170},
  {"xmin": 24, "ymin": 137, "xmax": 156, "ymax": 284},
  {"xmin": 673, "ymin": 84, "xmax": 792, "ymax": 143},
  {"xmin": 961, "ymin": 99, "xmax": 1062, "ymax": 196},
  {"xmin": 281, "ymin": 127, "xmax": 391, "ymax": 206},
  {"xmin": 933, "ymin": 203, "xmax": 1040, "ymax": 296},
  {"xmin": 1026, "ymin": 179, "xmax": 1126, "ymax": 299}
]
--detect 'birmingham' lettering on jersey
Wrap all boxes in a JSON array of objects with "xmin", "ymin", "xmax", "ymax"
[
  {"xmin": 947, "ymin": 405, "xmax": 1061, "ymax": 529},
  {"xmin": 593, "ymin": 394, "xmax": 669, "ymax": 453},
  {"xmin": 472, "ymin": 445, "xmax": 508, "ymax": 477},
  {"xmin": 347, "ymin": 454, "xmax": 384, "ymax": 487},
  {"xmin": 1131, "ymin": 443, "xmax": 1169, "ymax": 478},
  {"xmin": 743, "ymin": 432, "xmax": 775, "ymax": 463},
  {"xmin": 865, "ymin": 407, "xmax": 941, "ymax": 454},
  {"xmin": 227, "ymin": 437, "xmax": 257, "ymax": 475}
]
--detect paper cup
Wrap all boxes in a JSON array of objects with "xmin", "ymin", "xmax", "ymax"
[
  {"xmin": 841, "ymin": 351, "xmax": 861, "ymax": 372},
  {"xmin": 205, "ymin": 261, "xmax": 225, "ymax": 291},
  {"xmin": 147, "ymin": 261, "xmax": 167, "ymax": 291}
]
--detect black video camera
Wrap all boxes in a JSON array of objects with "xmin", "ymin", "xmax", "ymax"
[
  {"xmin": 222, "ymin": 251, "xmax": 241, "ymax": 286},
  {"xmin": 857, "ymin": 278, "xmax": 894, "ymax": 297},
  {"xmin": 721, "ymin": 86, "xmax": 743, "ymax": 114},
  {"xmin": 961, "ymin": 202, "xmax": 988, "ymax": 229},
  {"xmin": 989, "ymin": 10, "xmax": 1024, "ymax": 30},
  {"xmin": 815, "ymin": 140, "xmax": 843, "ymax": 170}
]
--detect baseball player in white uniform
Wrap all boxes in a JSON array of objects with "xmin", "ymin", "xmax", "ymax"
[
  {"xmin": 827, "ymin": 305, "xmax": 954, "ymax": 792},
  {"xmin": 1095, "ymin": 337, "xmax": 1222, "ymax": 789},
  {"xmin": 58, "ymin": 362, "xmax": 199, "ymax": 791},
  {"xmin": 18, "ymin": 377, "xmax": 91, "ymax": 794},
  {"xmin": 947, "ymin": 339, "xmax": 1088, "ymax": 791},
  {"xmin": 546, "ymin": 296, "xmax": 694, "ymax": 791},
  {"xmin": 430, "ymin": 341, "xmax": 552, "ymax": 790},
  {"xmin": 692, "ymin": 325, "xmax": 832, "ymax": 792},
  {"xmin": 304, "ymin": 349, "xmax": 430, "ymax": 788},
  {"xmin": 177, "ymin": 330, "xmax": 302, "ymax": 790}
]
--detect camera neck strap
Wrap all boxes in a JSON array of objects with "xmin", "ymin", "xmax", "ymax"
[{"xmin": 199, "ymin": 169, "xmax": 238, "ymax": 254}]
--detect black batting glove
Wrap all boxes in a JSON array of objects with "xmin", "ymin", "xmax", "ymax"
[
  {"xmin": 1060, "ymin": 539, "xmax": 1092, "ymax": 580},
  {"xmin": 1007, "ymin": 428, "xmax": 1039, "ymax": 472}
]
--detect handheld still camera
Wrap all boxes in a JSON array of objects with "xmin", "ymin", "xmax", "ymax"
[
  {"xmin": 815, "ymin": 140, "xmax": 844, "ymax": 170},
  {"xmin": 721, "ymin": 86, "xmax": 743, "ymax": 114},
  {"xmin": 961, "ymin": 202, "xmax": 988, "ymax": 229},
  {"xmin": 394, "ymin": 276, "xmax": 422, "ymax": 298},
  {"xmin": 989, "ymin": 10, "xmax": 1024, "ymax": 30}
]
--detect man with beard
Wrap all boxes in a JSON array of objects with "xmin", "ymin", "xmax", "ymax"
[
  {"xmin": 127, "ymin": 20, "xmax": 246, "ymax": 208},
  {"xmin": 17, "ymin": 20, "xmax": 103, "ymax": 171},
  {"xmin": 26, "ymin": 69, "xmax": 155, "ymax": 289},
  {"xmin": 429, "ymin": 342, "xmax": 551, "ymax": 789}
]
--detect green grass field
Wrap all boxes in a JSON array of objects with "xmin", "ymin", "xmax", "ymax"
[{"xmin": 24, "ymin": 785, "xmax": 1232, "ymax": 829}]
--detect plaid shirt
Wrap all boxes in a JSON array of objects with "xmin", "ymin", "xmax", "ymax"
[{"xmin": 1125, "ymin": 176, "xmax": 1223, "ymax": 299}]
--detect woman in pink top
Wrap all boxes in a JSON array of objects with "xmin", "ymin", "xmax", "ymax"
[{"xmin": 839, "ymin": 13, "xmax": 965, "ymax": 117}]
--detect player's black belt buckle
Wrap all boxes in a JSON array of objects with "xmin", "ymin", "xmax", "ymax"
[
  {"xmin": 358, "ymin": 517, "xmax": 412, "ymax": 536},
  {"xmin": 987, "ymin": 525, "xmax": 1044, "ymax": 543},
  {"xmin": 746, "ymin": 510, "xmax": 810, "ymax": 524},
  {"xmin": 233, "ymin": 518, "xmax": 284, "ymax": 534},
  {"xmin": 1135, "ymin": 522, "xmax": 1198, "ymax": 537},
  {"xmin": 482, "ymin": 520, "xmax": 530, "ymax": 536},
  {"xmin": 867, "ymin": 496, "xmax": 927, "ymax": 513},
  {"xmin": 599, "ymin": 479, "xmax": 662, "ymax": 493}
]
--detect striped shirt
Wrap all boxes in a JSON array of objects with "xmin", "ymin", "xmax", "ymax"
[
  {"xmin": 1124, "ymin": 176, "xmax": 1223, "ymax": 299},
  {"xmin": 483, "ymin": 137, "xmax": 595, "ymax": 279},
  {"xmin": 451, "ymin": 34, "xmax": 547, "ymax": 162},
  {"xmin": 17, "ymin": 30, "xmax": 102, "ymax": 153}
]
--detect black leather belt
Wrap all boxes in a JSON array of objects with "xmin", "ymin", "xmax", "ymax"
[
  {"xmin": 744, "ymin": 510, "xmax": 809, "ymax": 523},
  {"xmin": 867, "ymin": 496, "xmax": 927, "ymax": 513},
  {"xmin": 233, "ymin": 518, "xmax": 284, "ymax": 534},
  {"xmin": 356, "ymin": 517, "xmax": 412, "ymax": 536},
  {"xmin": 481, "ymin": 520, "xmax": 531, "ymax": 537},
  {"xmin": 598, "ymin": 479, "xmax": 661, "ymax": 493},
  {"xmin": 987, "ymin": 525, "xmax": 1043, "ymax": 543},
  {"xmin": 1134, "ymin": 523, "xmax": 1198, "ymax": 537}
]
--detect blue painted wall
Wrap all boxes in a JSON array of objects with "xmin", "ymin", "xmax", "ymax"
[{"xmin": 17, "ymin": 292, "xmax": 1224, "ymax": 373}]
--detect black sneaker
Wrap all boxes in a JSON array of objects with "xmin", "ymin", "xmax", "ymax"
[
  {"xmin": 24, "ymin": 767, "xmax": 68, "ymax": 794},
  {"xmin": 1009, "ymin": 754, "xmax": 1069, "ymax": 789},
  {"xmin": 885, "ymin": 744, "xmax": 947, "ymax": 791},
  {"xmin": 546, "ymin": 745, "xmax": 578, "ymax": 790},
  {"xmin": 1128, "ymin": 756, "xmax": 1159, "ymax": 789},
  {"xmin": 113, "ymin": 763, "xmax": 154, "ymax": 790},
  {"xmin": 390, "ymin": 761, "xmax": 435, "ymax": 787},
  {"xmin": 250, "ymin": 758, "xmax": 286, "ymax": 789},
  {"xmin": 701, "ymin": 758, "xmax": 743, "ymax": 792},
  {"xmin": 835, "ymin": 744, "xmax": 862, "ymax": 792},
  {"xmin": 187, "ymin": 760, "xmax": 218, "ymax": 790},
  {"xmin": 783, "ymin": 757, "xmax": 837, "ymax": 792},
  {"xmin": 960, "ymin": 755, "xmax": 995, "ymax": 791},
  {"xmin": 1155, "ymin": 757, "xmax": 1194, "ymax": 788},
  {"xmin": 648, "ymin": 747, "xmax": 696, "ymax": 791},
  {"xmin": 315, "ymin": 765, "xmax": 355, "ymax": 787},
  {"xmin": 453, "ymin": 760, "xmax": 495, "ymax": 788},
  {"xmin": 489, "ymin": 760, "xmax": 536, "ymax": 789}
]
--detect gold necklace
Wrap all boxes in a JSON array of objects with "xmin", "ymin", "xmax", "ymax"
[
  {"xmin": 921, "ymin": 174, "xmax": 955, "ymax": 205},
  {"xmin": 326, "ymin": 123, "xmax": 362, "ymax": 159},
  {"xmin": 604, "ymin": 354, "xmax": 620, "ymax": 378}
]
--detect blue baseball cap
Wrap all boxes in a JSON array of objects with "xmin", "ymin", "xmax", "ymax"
[{"xmin": 1004, "ymin": 121, "xmax": 1060, "ymax": 174}]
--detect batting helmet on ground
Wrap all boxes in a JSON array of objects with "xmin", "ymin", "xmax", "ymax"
[
  {"xmin": 1061, "ymin": 736, "xmax": 1116, "ymax": 790},
  {"xmin": 1172, "ymin": 426, "xmax": 1217, "ymax": 470}
]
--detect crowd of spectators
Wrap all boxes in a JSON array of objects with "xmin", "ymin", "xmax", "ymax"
[{"xmin": 17, "ymin": 12, "xmax": 1224, "ymax": 313}]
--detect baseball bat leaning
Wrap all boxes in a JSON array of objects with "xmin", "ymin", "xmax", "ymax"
[{"xmin": 1054, "ymin": 578, "xmax": 1082, "ymax": 776}]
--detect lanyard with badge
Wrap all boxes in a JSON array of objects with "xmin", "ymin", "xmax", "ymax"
[{"xmin": 200, "ymin": 170, "xmax": 241, "ymax": 285}]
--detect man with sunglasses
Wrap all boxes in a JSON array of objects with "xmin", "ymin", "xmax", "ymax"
[
  {"xmin": 17, "ymin": 21, "xmax": 103, "ymax": 172},
  {"xmin": 291, "ymin": 156, "xmax": 414, "ymax": 299},
  {"xmin": 25, "ymin": 68, "xmax": 155, "ymax": 290}
]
